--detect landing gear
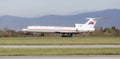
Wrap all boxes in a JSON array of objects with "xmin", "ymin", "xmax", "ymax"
[{"xmin": 62, "ymin": 33, "xmax": 73, "ymax": 37}]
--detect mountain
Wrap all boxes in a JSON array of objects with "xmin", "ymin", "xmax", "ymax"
[{"xmin": 0, "ymin": 9, "xmax": 120, "ymax": 30}]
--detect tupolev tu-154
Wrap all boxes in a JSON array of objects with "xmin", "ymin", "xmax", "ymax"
[{"xmin": 22, "ymin": 18, "xmax": 99, "ymax": 37}]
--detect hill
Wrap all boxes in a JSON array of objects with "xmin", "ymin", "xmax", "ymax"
[{"xmin": 0, "ymin": 9, "xmax": 120, "ymax": 30}]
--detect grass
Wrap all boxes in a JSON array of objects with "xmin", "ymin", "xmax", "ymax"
[
  {"xmin": 0, "ymin": 37, "xmax": 120, "ymax": 45},
  {"xmin": 0, "ymin": 48, "xmax": 120, "ymax": 56}
]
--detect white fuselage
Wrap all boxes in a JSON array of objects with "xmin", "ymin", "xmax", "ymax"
[
  {"xmin": 22, "ymin": 25, "xmax": 95, "ymax": 33},
  {"xmin": 23, "ymin": 26, "xmax": 77, "ymax": 33}
]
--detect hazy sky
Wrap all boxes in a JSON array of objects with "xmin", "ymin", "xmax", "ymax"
[{"xmin": 0, "ymin": 0, "xmax": 120, "ymax": 17}]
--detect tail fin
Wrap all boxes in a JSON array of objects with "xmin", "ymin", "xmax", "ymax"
[{"xmin": 84, "ymin": 18, "xmax": 99, "ymax": 28}]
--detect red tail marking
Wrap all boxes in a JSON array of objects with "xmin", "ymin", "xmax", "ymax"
[{"xmin": 89, "ymin": 21, "xmax": 94, "ymax": 25}]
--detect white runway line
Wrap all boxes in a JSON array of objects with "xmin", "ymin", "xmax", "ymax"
[{"xmin": 0, "ymin": 45, "xmax": 120, "ymax": 48}]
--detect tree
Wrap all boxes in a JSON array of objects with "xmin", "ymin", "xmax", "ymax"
[
  {"xmin": 110, "ymin": 26, "xmax": 117, "ymax": 36},
  {"xmin": 103, "ymin": 28, "xmax": 112, "ymax": 36}
]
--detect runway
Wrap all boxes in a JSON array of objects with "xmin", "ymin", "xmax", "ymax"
[
  {"xmin": 0, "ymin": 45, "xmax": 120, "ymax": 48},
  {"xmin": 0, "ymin": 55, "xmax": 120, "ymax": 59}
]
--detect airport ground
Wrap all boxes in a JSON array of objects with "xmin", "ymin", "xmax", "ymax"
[{"xmin": 0, "ymin": 37, "xmax": 120, "ymax": 56}]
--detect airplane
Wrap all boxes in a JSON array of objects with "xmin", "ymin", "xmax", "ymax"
[{"xmin": 22, "ymin": 18, "xmax": 99, "ymax": 37}]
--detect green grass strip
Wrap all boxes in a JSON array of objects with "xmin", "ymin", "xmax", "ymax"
[
  {"xmin": 0, "ymin": 48, "xmax": 120, "ymax": 56},
  {"xmin": 0, "ymin": 37, "xmax": 120, "ymax": 45}
]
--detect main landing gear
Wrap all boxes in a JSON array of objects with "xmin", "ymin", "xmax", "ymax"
[{"xmin": 62, "ymin": 33, "xmax": 73, "ymax": 37}]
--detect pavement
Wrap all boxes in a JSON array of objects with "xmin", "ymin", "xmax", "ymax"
[
  {"xmin": 0, "ymin": 55, "xmax": 120, "ymax": 59},
  {"xmin": 0, "ymin": 45, "xmax": 120, "ymax": 48}
]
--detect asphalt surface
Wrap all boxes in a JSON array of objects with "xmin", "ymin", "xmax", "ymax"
[
  {"xmin": 0, "ymin": 55, "xmax": 120, "ymax": 59},
  {"xmin": 0, "ymin": 45, "xmax": 120, "ymax": 48}
]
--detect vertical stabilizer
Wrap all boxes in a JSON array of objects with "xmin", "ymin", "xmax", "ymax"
[{"xmin": 84, "ymin": 18, "xmax": 99, "ymax": 28}]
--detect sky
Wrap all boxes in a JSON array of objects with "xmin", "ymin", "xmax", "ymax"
[{"xmin": 0, "ymin": 0, "xmax": 120, "ymax": 17}]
